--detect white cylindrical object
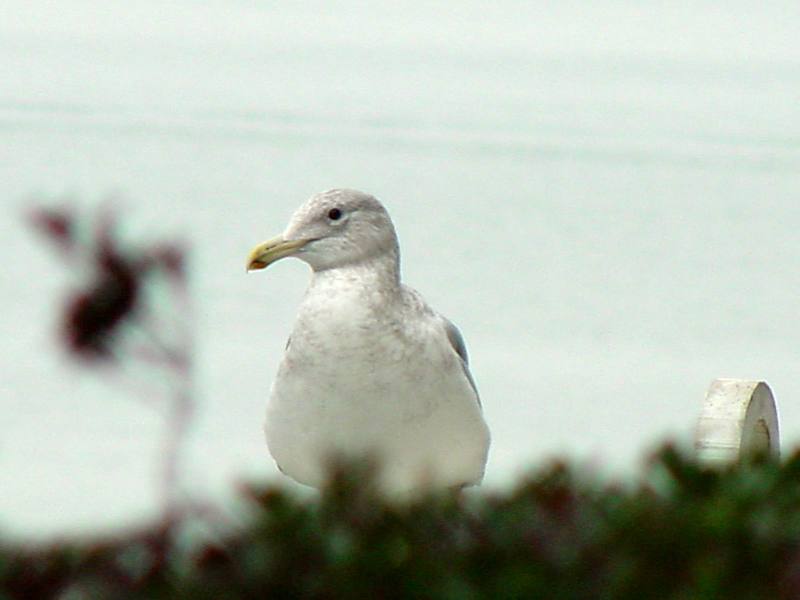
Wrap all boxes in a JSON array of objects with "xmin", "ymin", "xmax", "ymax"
[{"xmin": 695, "ymin": 378, "xmax": 780, "ymax": 465}]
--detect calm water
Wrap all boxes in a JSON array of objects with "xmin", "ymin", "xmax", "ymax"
[{"xmin": 2, "ymin": 1, "xmax": 800, "ymax": 536}]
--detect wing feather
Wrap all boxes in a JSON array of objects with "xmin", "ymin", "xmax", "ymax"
[{"xmin": 442, "ymin": 317, "xmax": 482, "ymax": 408}]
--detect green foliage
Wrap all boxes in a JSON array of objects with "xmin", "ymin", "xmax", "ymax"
[{"xmin": 4, "ymin": 447, "xmax": 800, "ymax": 599}]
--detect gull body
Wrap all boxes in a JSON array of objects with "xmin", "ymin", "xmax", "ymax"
[{"xmin": 248, "ymin": 189, "xmax": 490, "ymax": 493}]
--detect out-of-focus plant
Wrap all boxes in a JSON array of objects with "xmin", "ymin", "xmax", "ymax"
[
  {"xmin": 4, "ymin": 447, "xmax": 800, "ymax": 599},
  {"xmin": 29, "ymin": 204, "xmax": 193, "ymax": 517}
]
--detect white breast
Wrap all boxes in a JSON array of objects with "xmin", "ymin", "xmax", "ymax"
[{"xmin": 264, "ymin": 280, "xmax": 489, "ymax": 493}]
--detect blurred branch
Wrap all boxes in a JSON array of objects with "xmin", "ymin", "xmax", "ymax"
[{"xmin": 29, "ymin": 203, "xmax": 194, "ymax": 519}]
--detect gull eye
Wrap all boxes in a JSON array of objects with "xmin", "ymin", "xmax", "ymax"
[{"xmin": 327, "ymin": 208, "xmax": 342, "ymax": 221}]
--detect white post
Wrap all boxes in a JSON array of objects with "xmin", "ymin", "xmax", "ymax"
[{"xmin": 695, "ymin": 379, "xmax": 780, "ymax": 465}]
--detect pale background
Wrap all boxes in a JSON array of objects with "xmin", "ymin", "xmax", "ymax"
[{"xmin": 2, "ymin": 1, "xmax": 799, "ymax": 536}]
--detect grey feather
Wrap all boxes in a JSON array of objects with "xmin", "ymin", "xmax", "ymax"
[{"xmin": 442, "ymin": 317, "xmax": 482, "ymax": 408}]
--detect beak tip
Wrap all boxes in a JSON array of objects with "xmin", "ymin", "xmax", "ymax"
[{"xmin": 247, "ymin": 260, "xmax": 267, "ymax": 272}]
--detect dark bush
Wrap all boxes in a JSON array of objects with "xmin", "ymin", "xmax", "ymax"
[{"xmin": 3, "ymin": 449, "xmax": 800, "ymax": 599}]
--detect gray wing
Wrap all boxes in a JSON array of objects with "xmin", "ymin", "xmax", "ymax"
[{"xmin": 442, "ymin": 317, "xmax": 482, "ymax": 408}]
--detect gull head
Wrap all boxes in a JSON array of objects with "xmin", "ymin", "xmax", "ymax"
[{"xmin": 247, "ymin": 189, "xmax": 399, "ymax": 272}]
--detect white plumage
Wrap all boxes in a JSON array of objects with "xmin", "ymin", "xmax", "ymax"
[{"xmin": 248, "ymin": 189, "xmax": 490, "ymax": 493}]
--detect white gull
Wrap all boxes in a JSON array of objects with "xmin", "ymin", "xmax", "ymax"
[{"xmin": 247, "ymin": 189, "xmax": 490, "ymax": 493}]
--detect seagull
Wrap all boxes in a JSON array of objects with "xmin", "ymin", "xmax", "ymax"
[{"xmin": 247, "ymin": 189, "xmax": 490, "ymax": 493}]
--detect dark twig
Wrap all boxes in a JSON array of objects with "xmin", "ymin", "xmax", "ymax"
[{"xmin": 29, "ymin": 203, "xmax": 196, "ymax": 523}]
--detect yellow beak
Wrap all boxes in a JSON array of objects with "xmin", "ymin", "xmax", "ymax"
[{"xmin": 247, "ymin": 236, "xmax": 311, "ymax": 271}]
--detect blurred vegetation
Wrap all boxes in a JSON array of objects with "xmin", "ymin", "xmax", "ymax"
[
  {"xmin": 8, "ymin": 205, "xmax": 800, "ymax": 598},
  {"xmin": 4, "ymin": 450, "xmax": 800, "ymax": 599}
]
